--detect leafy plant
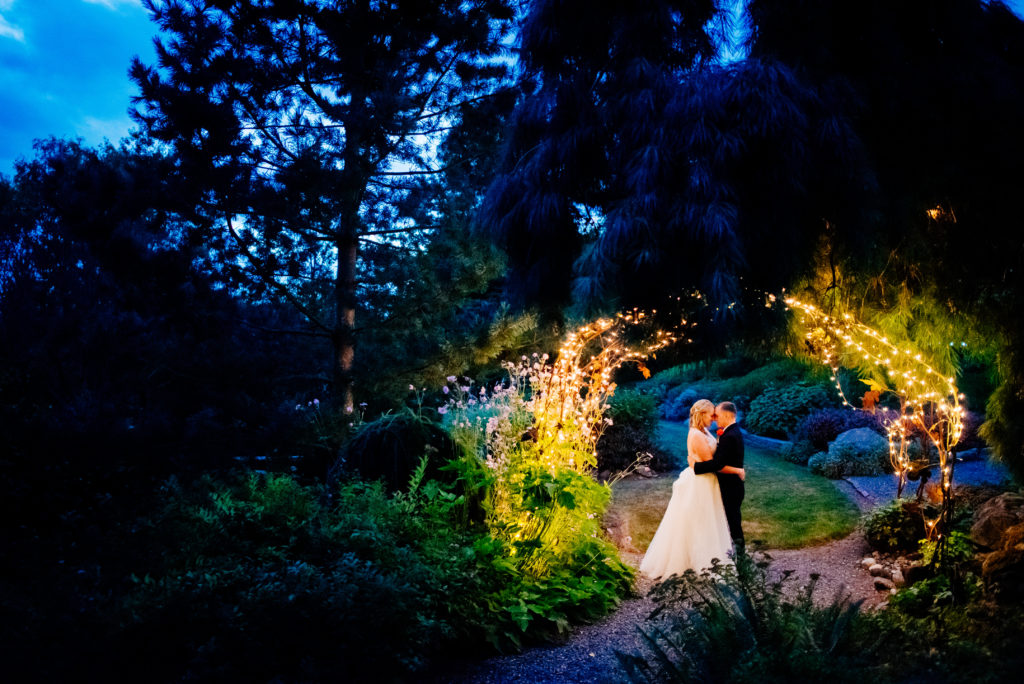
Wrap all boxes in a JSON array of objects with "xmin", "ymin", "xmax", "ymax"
[
  {"xmin": 795, "ymin": 407, "xmax": 885, "ymax": 450},
  {"xmin": 597, "ymin": 389, "xmax": 674, "ymax": 472},
  {"xmin": 807, "ymin": 450, "xmax": 845, "ymax": 478},
  {"xmin": 864, "ymin": 501, "xmax": 926, "ymax": 553},
  {"xmin": 617, "ymin": 552, "xmax": 871, "ymax": 683},
  {"xmin": 744, "ymin": 382, "xmax": 836, "ymax": 438},
  {"xmin": 334, "ymin": 410, "xmax": 463, "ymax": 491},
  {"xmin": 781, "ymin": 439, "xmax": 818, "ymax": 465}
]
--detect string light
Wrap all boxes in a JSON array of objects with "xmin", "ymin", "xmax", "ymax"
[{"xmin": 786, "ymin": 297, "xmax": 964, "ymax": 543}]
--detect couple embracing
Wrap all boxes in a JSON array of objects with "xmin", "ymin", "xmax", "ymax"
[{"xmin": 639, "ymin": 400, "xmax": 746, "ymax": 580}]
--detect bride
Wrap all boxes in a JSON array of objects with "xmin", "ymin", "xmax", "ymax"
[{"xmin": 639, "ymin": 399, "xmax": 743, "ymax": 580}]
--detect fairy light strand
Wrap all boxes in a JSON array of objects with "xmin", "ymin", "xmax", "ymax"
[{"xmin": 785, "ymin": 297, "xmax": 964, "ymax": 540}]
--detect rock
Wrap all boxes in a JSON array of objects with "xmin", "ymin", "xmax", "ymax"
[
  {"xmin": 1002, "ymin": 522, "xmax": 1024, "ymax": 551},
  {"xmin": 971, "ymin": 492, "xmax": 1024, "ymax": 549},
  {"xmin": 861, "ymin": 557, "xmax": 877, "ymax": 569},
  {"xmin": 892, "ymin": 570, "xmax": 906, "ymax": 587},
  {"xmin": 830, "ymin": 427, "xmax": 890, "ymax": 475},
  {"xmin": 869, "ymin": 563, "xmax": 886, "ymax": 577},
  {"xmin": 982, "ymin": 547, "xmax": 1024, "ymax": 603},
  {"xmin": 636, "ymin": 466, "xmax": 654, "ymax": 478},
  {"xmin": 874, "ymin": 577, "xmax": 895, "ymax": 591}
]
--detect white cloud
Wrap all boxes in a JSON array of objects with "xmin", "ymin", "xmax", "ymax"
[
  {"xmin": 82, "ymin": 0, "xmax": 143, "ymax": 10},
  {"xmin": 77, "ymin": 115, "xmax": 134, "ymax": 145},
  {"xmin": 0, "ymin": 14, "xmax": 25, "ymax": 43}
]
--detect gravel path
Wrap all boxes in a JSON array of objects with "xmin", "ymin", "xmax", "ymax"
[
  {"xmin": 434, "ymin": 481, "xmax": 880, "ymax": 683},
  {"xmin": 432, "ymin": 553, "xmax": 656, "ymax": 684},
  {"xmin": 432, "ymin": 456, "xmax": 1012, "ymax": 683}
]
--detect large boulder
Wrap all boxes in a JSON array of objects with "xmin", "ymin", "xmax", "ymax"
[
  {"xmin": 809, "ymin": 427, "xmax": 890, "ymax": 477},
  {"xmin": 1003, "ymin": 522, "xmax": 1024, "ymax": 551},
  {"xmin": 982, "ymin": 548, "xmax": 1024, "ymax": 603},
  {"xmin": 971, "ymin": 492, "xmax": 1024, "ymax": 549},
  {"xmin": 833, "ymin": 427, "xmax": 889, "ymax": 459}
]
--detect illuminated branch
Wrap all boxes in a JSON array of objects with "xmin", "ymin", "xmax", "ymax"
[{"xmin": 785, "ymin": 297, "xmax": 965, "ymax": 551}]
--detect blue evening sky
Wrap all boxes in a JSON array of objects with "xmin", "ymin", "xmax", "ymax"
[{"xmin": 1, "ymin": 0, "xmax": 1023, "ymax": 177}]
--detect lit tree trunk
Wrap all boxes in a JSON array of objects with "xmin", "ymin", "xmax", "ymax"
[{"xmin": 335, "ymin": 230, "xmax": 358, "ymax": 414}]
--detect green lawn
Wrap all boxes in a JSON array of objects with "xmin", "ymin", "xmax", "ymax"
[{"xmin": 608, "ymin": 421, "xmax": 860, "ymax": 550}]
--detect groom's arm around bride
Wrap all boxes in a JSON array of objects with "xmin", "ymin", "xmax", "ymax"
[{"xmin": 692, "ymin": 402, "xmax": 746, "ymax": 551}]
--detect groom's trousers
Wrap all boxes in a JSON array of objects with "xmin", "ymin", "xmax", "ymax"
[{"xmin": 719, "ymin": 479, "xmax": 745, "ymax": 551}]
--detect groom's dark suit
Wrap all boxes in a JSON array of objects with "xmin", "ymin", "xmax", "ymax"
[{"xmin": 692, "ymin": 423, "xmax": 745, "ymax": 548}]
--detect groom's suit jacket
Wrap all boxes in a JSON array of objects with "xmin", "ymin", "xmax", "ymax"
[{"xmin": 691, "ymin": 422, "xmax": 745, "ymax": 509}]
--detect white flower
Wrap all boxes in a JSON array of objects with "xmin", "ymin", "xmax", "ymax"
[
  {"xmin": 447, "ymin": 375, "xmax": 457, "ymax": 383},
  {"xmin": 442, "ymin": 386, "xmax": 450, "ymax": 394},
  {"xmin": 438, "ymin": 406, "xmax": 448, "ymax": 415},
  {"xmin": 313, "ymin": 398, "xmax": 320, "ymax": 407},
  {"xmin": 409, "ymin": 384, "xmax": 416, "ymax": 391}
]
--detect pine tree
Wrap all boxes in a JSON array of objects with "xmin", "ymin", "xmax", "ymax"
[{"xmin": 131, "ymin": 0, "xmax": 515, "ymax": 411}]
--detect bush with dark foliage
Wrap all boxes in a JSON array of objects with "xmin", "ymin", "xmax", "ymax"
[{"xmin": 597, "ymin": 389, "xmax": 675, "ymax": 472}]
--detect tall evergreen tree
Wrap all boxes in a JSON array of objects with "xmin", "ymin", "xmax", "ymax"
[
  {"xmin": 747, "ymin": 0, "xmax": 1024, "ymax": 475},
  {"xmin": 131, "ymin": 0, "xmax": 515, "ymax": 411},
  {"xmin": 480, "ymin": 0, "xmax": 868, "ymax": 328}
]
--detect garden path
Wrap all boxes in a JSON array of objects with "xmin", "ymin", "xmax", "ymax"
[
  {"xmin": 435, "ymin": 447, "xmax": 1012, "ymax": 682},
  {"xmin": 435, "ymin": 477, "xmax": 884, "ymax": 684}
]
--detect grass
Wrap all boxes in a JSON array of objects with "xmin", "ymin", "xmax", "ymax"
[{"xmin": 608, "ymin": 421, "xmax": 860, "ymax": 550}]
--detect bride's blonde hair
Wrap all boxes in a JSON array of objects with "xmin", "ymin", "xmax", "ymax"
[{"xmin": 689, "ymin": 399, "xmax": 714, "ymax": 430}]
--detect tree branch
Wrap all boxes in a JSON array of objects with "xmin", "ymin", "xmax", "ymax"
[{"xmin": 224, "ymin": 215, "xmax": 334, "ymax": 335}]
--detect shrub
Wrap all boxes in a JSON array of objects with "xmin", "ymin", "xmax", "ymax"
[
  {"xmin": 110, "ymin": 465, "xmax": 633, "ymax": 682},
  {"xmin": 335, "ymin": 411, "xmax": 462, "ymax": 491},
  {"xmin": 830, "ymin": 429, "xmax": 891, "ymax": 476},
  {"xmin": 597, "ymin": 390, "xmax": 674, "ymax": 471},
  {"xmin": 596, "ymin": 424, "xmax": 676, "ymax": 472},
  {"xmin": 864, "ymin": 501, "xmax": 926, "ymax": 553},
  {"xmin": 617, "ymin": 552, "xmax": 873, "ymax": 682},
  {"xmin": 710, "ymin": 354, "xmax": 761, "ymax": 379},
  {"xmin": 782, "ymin": 439, "xmax": 818, "ymax": 466},
  {"xmin": 713, "ymin": 359, "xmax": 821, "ymax": 404},
  {"xmin": 808, "ymin": 450, "xmax": 845, "ymax": 478},
  {"xmin": 795, "ymin": 407, "xmax": 885, "ymax": 451},
  {"xmin": 744, "ymin": 382, "xmax": 836, "ymax": 438},
  {"xmin": 659, "ymin": 384, "xmax": 704, "ymax": 420},
  {"xmin": 807, "ymin": 429, "xmax": 891, "ymax": 479},
  {"xmin": 607, "ymin": 389, "xmax": 660, "ymax": 433}
]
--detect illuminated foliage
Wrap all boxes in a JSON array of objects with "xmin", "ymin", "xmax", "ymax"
[{"xmin": 786, "ymin": 298, "xmax": 965, "ymax": 551}]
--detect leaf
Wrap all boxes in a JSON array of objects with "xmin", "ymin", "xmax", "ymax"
[{"xmin": 864, "ymin": 378, "xmax": 888, "ymax": 393}]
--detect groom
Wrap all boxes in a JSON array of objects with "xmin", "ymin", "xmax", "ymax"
[{"xmin": 692, "ymin": 401, "xmax": 746, "ymax": 553}]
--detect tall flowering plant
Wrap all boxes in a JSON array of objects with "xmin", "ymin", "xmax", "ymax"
[{"xmin": 439, "ymin": 313, "xmax": 681, "ymax": 578}]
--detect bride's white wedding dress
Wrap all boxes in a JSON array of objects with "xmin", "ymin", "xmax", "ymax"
[{"xmin": 639, "ymin": 427, "xmax": 734, "ymax": 580}]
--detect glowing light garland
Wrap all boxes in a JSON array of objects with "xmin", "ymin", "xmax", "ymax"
[
  {"xmin": 785, "ymin": 297, "xmax": 965, "ymax": 545},
  {"xmin": 525, "ymin": 310, "xmax": 682, "ymax": 471},
  {"xmin": 451, "ymin": 309, "xmax": 690, "ymax": 577}
]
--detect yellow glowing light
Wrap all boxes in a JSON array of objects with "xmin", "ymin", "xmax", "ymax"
[{"xmin": 785, "ymin": 296, "xmax": 964, "ymax": 542}]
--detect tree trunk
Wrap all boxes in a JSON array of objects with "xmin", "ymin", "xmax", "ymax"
[{"xmin": 334, "ymin": 226, "xmax": 359, "ymax": 414}]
